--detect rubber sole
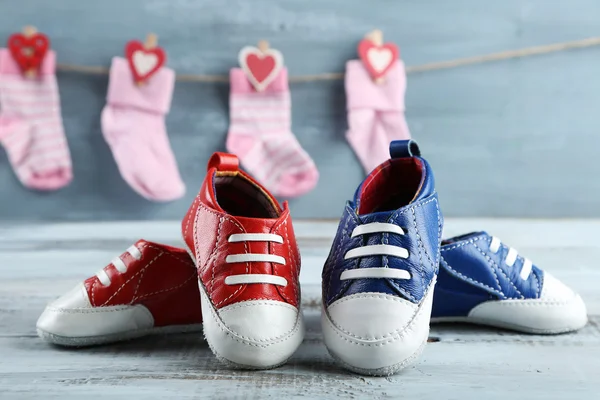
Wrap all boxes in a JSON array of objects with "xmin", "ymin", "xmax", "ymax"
[
  {"xmin": 430, "ymin": 314, "xmax": 587, "ymax": 334},
  {"xmin": 37, "ymin": 323, "xmax": 203, "ymax": 347},
  {"xmin": 327, "ymin": 337, "xmax": 428, "ymax": 376}
]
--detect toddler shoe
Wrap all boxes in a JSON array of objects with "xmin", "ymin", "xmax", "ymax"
[
  {"xmin": 182, "ymin": 152, "xmax": 304, "ymax": 369},
  {"xmin": 432, "ymin": 232, "xmax": 587, "ymax": 333},
  {"xmin": 321, "ymin": 140, "xmax": 443, "ymax": 376},
  {"xmin": 37, "ymin": 240, "xmax": 202, "ymax": 346}
]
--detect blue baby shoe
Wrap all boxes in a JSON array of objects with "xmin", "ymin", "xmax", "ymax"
[
  {"xmin": 432, "ymin": 232, "xmax": 587, "ymax": 334},
  {"xmin": 321, "ymin": 140, "xmax": 443, "ymax": 375}
]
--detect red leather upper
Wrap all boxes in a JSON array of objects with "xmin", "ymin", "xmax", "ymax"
[
  {"xmin": 84, "ymin": 240, "xmax": 202, "ymax": 327},
  {"xmin": 182, "ymin": 154, "xmax": 301, "ymax": 310}
]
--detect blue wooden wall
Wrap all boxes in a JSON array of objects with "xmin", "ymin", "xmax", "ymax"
[{"xmin": 1, "ymin": 0, "xmax": 600, "ymax": 221}]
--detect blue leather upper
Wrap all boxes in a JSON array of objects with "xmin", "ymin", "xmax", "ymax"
[
  {"xmin": 432, "ymin": 232, "xmax": 545, "ymax": 318},
  {"xmin": 322, "ymin": 140, "xmax": 443, "ymax": 307}
]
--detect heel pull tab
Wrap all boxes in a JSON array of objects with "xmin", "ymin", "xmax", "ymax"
[
  {"xmin": 389, "ymin": 140, "xmax": 420, "ymax": 158},
  {"xmin": 207, "ymin": 152, "xmax": 239, "ymax": 172}
]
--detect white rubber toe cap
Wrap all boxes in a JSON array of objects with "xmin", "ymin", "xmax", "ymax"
[
  {"xmin": 322, "ymin": 282, "xmax": 435, "ymax": 375},
  {"xmin": 468, "ymin": 272, "xmax": 588, "ymax": 334},
  {"xmin": 200, "ymin": 285, "xmax": 304, "ymax": 369},
  {"xmin": 36, "ymin": 283, "xmax": 154, "ymax": 339},
  {"xmin": 218, "ymin": 300, "xmax": 300, "ymax": 343}
]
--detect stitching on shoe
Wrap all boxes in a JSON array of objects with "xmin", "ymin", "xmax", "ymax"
[
  {"xmin": 441, "ymin": 237, "xmax": 484, "ymax": 252},
  {"xmin": 210, "ymin": 217, "xmax": 224, "ymax": 295},
  {"xmin": 281, "ymin": 218, "xmax": 299, "ymax": 305},
  {"xmin": 330, "ymin": 195, "xmax": 437, "ymax": 305},
  {"xmin": 100, "ymin": 253, "xmax": 162, "ymax": 306},
  {"xmin": 130, "ymin": 243, "xmax": 196, "ymax": 304},
  {"xmin": 193, "ymin": 202, "xmax": 249, "ymax": 308},
  {"xmin": 473, "ymin": 241, "xmax": 524, "ymax": 299},
  {"xmin": 183, "ymin": 195, "xmax": 200, "ymax": 242},
  {"xmin": 220, "ymin": 300, "xmax": 297, "ymax": 312},
  {"xmin": 324, "ymin": 283, "xmax": 433, "ymax": 346},
  {"xmin": 132, "ymin": 271, "xmax": 197, "ymax": 302},
  {"xmin": 440, "ymin": 257, "xmax": 505, "ymax": 298},
  {"xmin": 434, "ymin": 197, "xmax": 442, "ymax": 267},
  {"xmin": 203, "ymin": 287, "xmax": 302, "ymax": 346},
  {"xmin": 46, "ymin": 305, "xmax": 136, "ymax": 314},
  {"xmin": 271, "ymin": 216, "xmax": 293, "ymax": 305},
  {"xmin": 329, "ymin": 215, "xmax": 352, "ymax": 301},
  {"xmin": 411, "ymin": 207, "xmax": 425, "ymax": 285},
  {"xmin": 326, "ymin": 280, "xmax": 435, "ymax": 341},
  {"xmin": 475, "ymin": 298, "xmax": 576, "ymax": 307}
]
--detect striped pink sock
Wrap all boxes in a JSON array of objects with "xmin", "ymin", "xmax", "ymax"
[
  {"xmin": 0, "ymin": 49, "xmax": 72, "ymax": 191},
  {"xmin": 101, "ymin": 57, "xmax": 185, "ymax": 202},
  {"xmin": 226, "ymin": 68, "xmax": 318, "ymax": 198},
  {"xmin": 345, "ymin": 60, "xmax": 411, "ymax": 174}
]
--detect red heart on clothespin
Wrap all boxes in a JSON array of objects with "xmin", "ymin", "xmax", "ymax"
[
  {"xmin": 125, "ymin": 34, "xmax": 166, "ymax": 84},
  {"xmin": 358, "ymin": 30, "xmax": 399, "ymax": 82},
  {"xmin": 7, "ymin": 26, "xmax": 50, "ymax": 78},
  {"xmin": 239, "ymin": 40, "xmax": 284, "ymax": 91}
]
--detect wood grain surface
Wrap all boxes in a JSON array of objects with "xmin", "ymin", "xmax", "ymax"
[{"xmin": 0, "ymin": 219, "xmax": 598, "ymax": 399}]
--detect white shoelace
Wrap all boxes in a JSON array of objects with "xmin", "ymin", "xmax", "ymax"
[
  {"xmin": 341, "ymin": 223, "xmax": 411, "ymax": 280},
  {"xmin": 489, "ymin": 236, "xmax": 532, "ymax": 280},
  {"xmin": 224, "ymin": 233, "xmax": 288, "ymax": 287},
  {"xmin": 96, "ymin": 245, "xmax": 142, "ymax": 286}
]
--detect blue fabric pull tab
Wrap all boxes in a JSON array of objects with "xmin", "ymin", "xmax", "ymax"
[{"xmin": 389, "ymin": 140, "xmax": 421, "ymax": 158}]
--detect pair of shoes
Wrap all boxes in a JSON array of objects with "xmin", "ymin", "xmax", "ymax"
[
  {"xmin": 37, "ymin": 141, "xmax": 588, "ymax": 374},
  {"xmin": 38, "ymin": 152, "xmax": 304, "ymax": 369},
  {"xmin": 321, "ymin": 140, "xmax": 588, "ymax": 375}
]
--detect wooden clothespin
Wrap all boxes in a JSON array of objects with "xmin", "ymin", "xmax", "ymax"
[
  {"xmin": 125, "ymin": 33, "xmax": 166, "ymax": 86},
  {"xmin": 367, "ymin": 29, "xmax": 383, "ymax": 45},
  {"xmin": 136, "ymin": 34, "xmax": 158, "ymax": 87},
  {"xmin": 257, "ymin": 39, "xmax": 270, "ymax": 54},
  {"xmin": 22, "ymin": 26, "xmax": 38, "ymax": 79},
  {"xmin": 6, "ymin": 25, "xmax": 50, "ymax": 79},
  {"xmin": 357, "ymin": 29, "xmax": 399, "ymax": 84},
  {"xmin": 368, "ymin": 30, "xmax": 384, "ymax": 84},
  {"xmin": 145, "ymin": 33, "xmax": 158, "ymax": 49},
  {"xmin": 238, "ymin": 39, "xmax": 284, "ymax": 91}
]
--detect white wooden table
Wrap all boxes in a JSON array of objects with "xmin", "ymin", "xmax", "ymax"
[{"xmin": 0, "ymin": 219, "xmax": 598, "ymax": 399}]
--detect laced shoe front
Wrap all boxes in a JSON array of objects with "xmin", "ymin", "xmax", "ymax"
[
  {"xmin": 321, "ymin": 140, "xmax": 443, "ymax": 376},
  {"xmin": 432, "ymin": 232, "xmax": 588, "ymax": 334},
  {"xmin": 182, "ymin": 152, "xmax": 304, "ymax": 369},
  {"xmin": 36, "ymin": 240, "xmax": 202, "ymax": 346}
]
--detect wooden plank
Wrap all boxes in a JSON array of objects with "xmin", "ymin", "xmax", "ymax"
[
  {"xmin": 1, "ymin": 311, "xmax": 599, "ymax": 399},
  {"xmin": 1, "ymin": 220, "xmax": 599, "ymax": 398}
]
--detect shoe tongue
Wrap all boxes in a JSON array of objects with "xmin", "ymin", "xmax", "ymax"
[
  {"xmin": 234, "ymin": 215, "xmax": 279, "ymax": 233},
  {"xmin": 353, "ymin": 140, "xmax": 432, "ymax": 215},
  {"xmin": 358, "ymin": 210, "xmax": 395, "ymax": 224}
]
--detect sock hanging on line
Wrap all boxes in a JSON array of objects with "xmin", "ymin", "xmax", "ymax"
[
  {"xmin": 101, "ymin": 57, "xmax": 185, "ymax": 202},
  {"xmin": 345, "ymin": 59, "xmax": 411, "ymax": 174},
  {"xmin": 0, "ymin": 49, "xmax": 72, "ymax": 190},
  {"xmin": 226, "ymin": 67, "xmax": 319, "ymax": 198}
]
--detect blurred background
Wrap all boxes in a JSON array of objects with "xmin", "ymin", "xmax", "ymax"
[{"xmin": 1, "ymin": 0, "xmax": 599, "ymax": 221}]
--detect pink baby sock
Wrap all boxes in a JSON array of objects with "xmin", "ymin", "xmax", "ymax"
[
  {"xmin": 227, "ymin": 68, "xmax": 319, "ymax": 198},
  {"xmin": 101, "ymin": 57, "xmax": 185, "ymax": 202},
  {"xmin": 345, "ymin": 59, "xmax": 411, "ymax": 173},
  {"xmin": 0, "ymin": 49, "xmax": 72, "ymax": 190}
]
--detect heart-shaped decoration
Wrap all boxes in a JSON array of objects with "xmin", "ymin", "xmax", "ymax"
[
  {"xmin": 358, "ymin": 39, "xmax": 399, "ymax": 80},
  {"xmin": 125, "ymin": 40, "xmax": 166, "ymax": 83},
  {"xmin": 238, "ymin": 46, "xmax": 284, "ymax": 91},
  {"xmin": 7, "ymin": 32, "xmax": 50, "ymax": 74}
]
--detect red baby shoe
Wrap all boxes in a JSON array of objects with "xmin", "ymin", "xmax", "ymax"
[
  {"xmin": 37, "ymin": 240, "xmax": 202, "ymax": 346},
  {"xmin": 182, "ymin": 152, "xmax": 304, "ymax": 369}
]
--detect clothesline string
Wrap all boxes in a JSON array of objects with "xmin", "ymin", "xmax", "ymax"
[{"xmin": 55, "ymin": 36, "xmax": 600, "ymax": 82}]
